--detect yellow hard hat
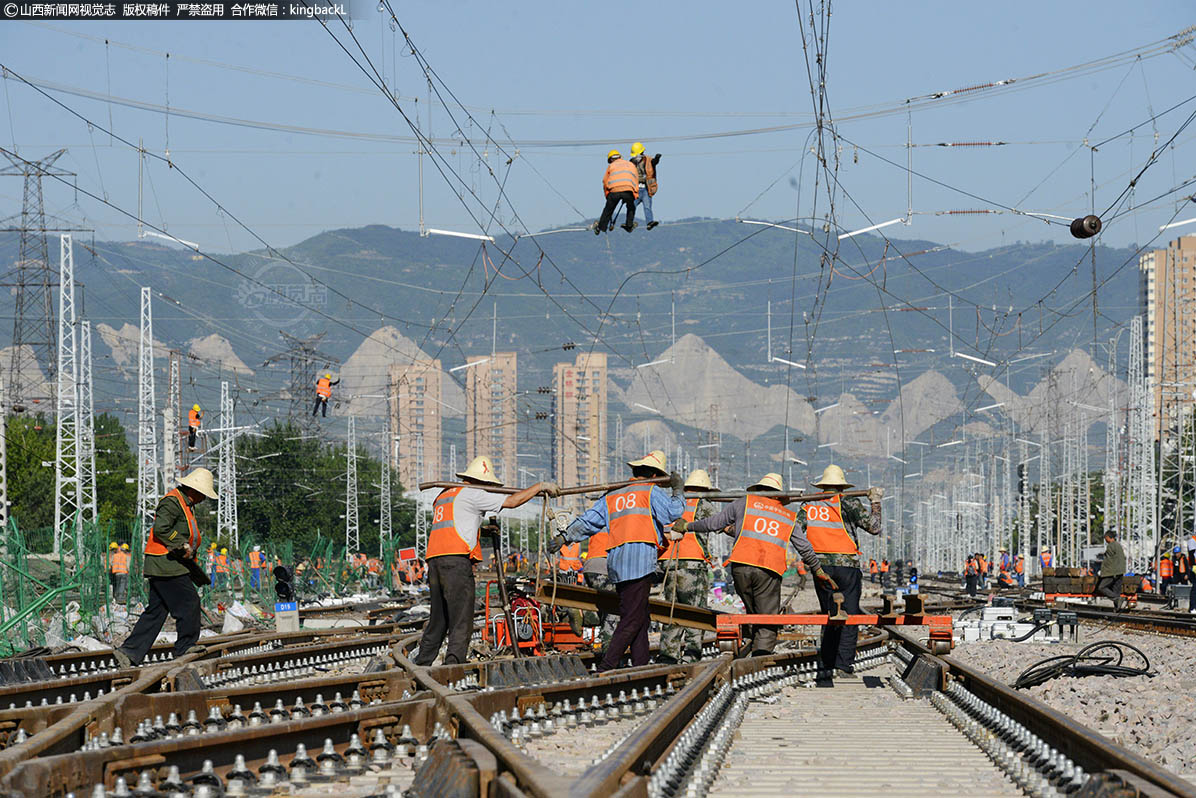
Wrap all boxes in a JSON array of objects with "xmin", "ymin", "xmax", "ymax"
[
  {"xmin": 221, "ymin": 548, "xmax": 228, "ymax": 554},
  {"xmin": 627, "ymin": 449, "xmax": 668, "ymax": 476},
  {"xmin": 192, "ymin": 404, "xmax": 200, "ymax": 412},
  {"xmin": 325, "ymin": 373, "xmax": 332, "ymax": 379},
  {"xmin": 607, "ymin": 149, "xmax": 621, "ymax": 160},
  {"xmin": 630, "ymin": 142, "xmax": 645, "ymax": 156},
  {"xmin": 811, "ymin": 464, "xmax": 853, "ymax": 490},
  {"xmin": 121, "ymin": 543, "xmax": 129, "ymax": 550},
  {"xmin": 748, "ymin": 473, "xmax": 784, "ymax": 492},
  {"xmin": 685, "ymin": 469, "xmax": 713, "ymax": 490},
  {"xmin": 210, "ymin": 542, "xmax": 218, "ymax": 549},
  {"xmin": 109, "ymin": 541, "xmax": 119, "ymax": 549},
  {"xmin": 457, "ymin": 455, "xmax": 503, "ymax": 486}
]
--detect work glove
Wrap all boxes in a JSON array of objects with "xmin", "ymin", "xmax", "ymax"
[
  {"xmin": 547, "ymin": 534, "xmax": 567, "ymax": 555},
  {"xmin": 666, "ymin": 531, "xmax": 684, "ymax": 542},
  {"xmin": 672, "ymin": 518, "xmax": 690, "ymax": 534},
  {"xmin": 669, "ymin": 470, "xmax": 685, "ymax": 496},
  {"xmin": 868, "ymin": 487, "xmax": 885, "ymax": 502},
  {"xmin": 814, "ymin": 570, "xmax": 839, "ymax": 590},
  {"xmin": 553, "ymin": 512, "xmax": 573, "ymax": 533},
  {"xmin": 541, "ymin": 481, "xmax": 562, "ymax": 497},
  {"xmin": 653, "ymin": 153, "xmax": 662, "ymax": 164}
]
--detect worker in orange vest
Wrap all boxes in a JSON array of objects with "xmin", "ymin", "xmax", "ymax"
[
  {"xmin": 581, "ymin": 528, "xmax": 617, "ymax": 648},
  {"xmin": 795, "ymin": 465, "xmax": 883, "ymax": 680},
  {"xmin": 976, "ymin": 554, "xmax": 989, "ymax": 588},
  {"xmin": 114, "ymin": 467, "xmax": 217, "ymax": 668},
  {"xmin": 215, "ymin": 547, "xmax": 230, "ymax": 590},
  {"xmin": 109, "ymin": 542, "xmax": 130, "ymax": 603},
  {"xmin": 868, "ymin": 559, "xmax": 878, "ymax": 583},
  {"xmin": 312, "ymin": 373, "xmax": 340, "ymax": 418},
  {"xmin": 187, "ymin": 404, "xmax": 203, "ymax": 452},
  {"xmin": 594, "ymin": 149, "xmax": 640, "ymax": 235},
  {"xmin": 248, "ymin": 545, "xmax": 263, "ymax": 589},
  {"xmin": 549, "ymin": 449, "xmax": 685, "ymax": 670},
  {"xmin": 556, "ymin": 542, "xmax": 584, "ymax": 584},
  {"xmin": 629, "ymin": 142, "xmax": 662, "ymax": 231},
  {"xmin": 678, "ymin": 470, "xmax": 837, "ymax": 658},
  {"xmin": 658, "ymin": 469, "xmax": 716, "ymax": 664},
  {"xmin": 412, "ymin": 456, "xmax": 558, "ymax": 666},
  {"xmin": 1014, "ymin": 554, "xmax": 1025, "ymax": 587},
  {"xmin": 1038, "ymin": 549, "xmax": 1052, "ymax": 573},
  {"xmin": 878, "ymin": 558, "xmax": 889, "ymax": 589},
  {"xmin": 1174, "ymin": 546, "xmax": 1189, "ymax": 586},
  {"xmin": 964, "ymin": 555, "xmax": 978, "ymax": 597}
]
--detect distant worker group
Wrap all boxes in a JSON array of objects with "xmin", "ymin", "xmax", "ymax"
[{"xmin": 595, "ymin": 143, "xmax": 662, "ymax": 235}]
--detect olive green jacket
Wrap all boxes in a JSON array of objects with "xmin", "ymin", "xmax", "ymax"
[{"xmin": 142, "ymin": 492, "xmax": 198, "ymax": 578}]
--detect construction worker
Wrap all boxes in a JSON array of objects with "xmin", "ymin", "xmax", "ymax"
[
  {"xmin": 964, "ymin": 555, "xmax": 978, "ymax": 597},
  {"xmin": 1159, "ymin": 553, "xmax": 1174, "ymax": 595},
  {"xmin": 206, "ymin": 542, "xmax": 219, "ymax": 585},
  {"xmin": 412, "ymin": 456, "xmax": 558, "ymax": 666},
  {"xmin": 628, "ymin": 142, "xmax": 661, "ymax": 231},
  {"xmin": 215, "ymin": 547, "xmax": 230, "ymax": 590},
  {"xmin": 878, "ymin": 558, "xmax": 889, "ymax": 589},
  {"xmin": 114, "ymin": 467, "xmax": 218, "ymax": 668},
  {"xmin": 313, "ymin": 373, "xmax": 340, "ymax": 418},
  {"xmin": 1038, "ymin": 548, "xmax": 1052, "ymax": 573},
  {"xmin": 550, "ymin": 450, "xmax": 685, "ymax": 670},
  {"xmin": 678, "ymin": 472, "xmax": 835, "ymax": 658},
  {"xmin": 1173, "ymin": 546, "xmax": 1188, "ymax": 585},
  {"xmin": 658, "ymin": 469, "xmax": 716, "ymax": 664},
  {"xmin": 977, "ymin": 553, "xmax": 989, "ymax": 589},
  {"xmin": 1096, "ymin": 531, "xmax": 1127, "ymax": 611},
  {"xmin": 248, "ymin": 545, "xmax": 263, "ymax": 589},
  {"xmin": 999, "ymin": 547, "xmax": 1011, "ymax": 574},
  {"xmin": 594, "ymin": 150, "xmax": 639, "ymax": 235},
  {"xmin": 108, "ymin": 543, "xmax": 130, "ymax": 603},
  {"xmin": 1014, "ymin": 554, "xmax": 1025, "ymax": 587},
  {"xmin": 581, "ymin": 527, "xmax": 618, "ymax": 648},
  {"xmin": 868, "ymin": 559, "xmax": 878, "ymax": 583},
  {"xmin": 799, "ymin": 465, "xmax": 883, "ymax": 679},
  {"xmin": 556, "ymin": 542, "xmax": 583, "ymax": 584},
  {"xmin": 187, "ymin": 404, "xmax": 203, "ymax": 452}
]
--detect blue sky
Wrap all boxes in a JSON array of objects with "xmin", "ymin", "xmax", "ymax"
[{"xmin": 1, "ymin": 1, "xmax": 1194, "ymax": 253}]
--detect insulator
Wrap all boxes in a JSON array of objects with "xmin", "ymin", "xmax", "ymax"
[{"xmin": 1070, "ymin": 215, "xmax": 1102, "ymax": 239}]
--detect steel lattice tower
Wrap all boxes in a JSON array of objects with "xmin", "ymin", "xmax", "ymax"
[
  {"xmin": 345, "ymin": 416, "xmax": 359, "ymax": 553},
  {"xmin": 53, "ymin": 235, "xmax": 80, "ymax": 560},
  {"xmin": 379, "ymin": 414, "xmax": 393, "ymax": 557},
  {"xmin": 0, "ymin": 150, "xmax": 75, "ymax": 408},
  {"xmin": 1127, "ymin": 315, "xmax": 1158, "ymax": 574},
  {"xmin": 136, "ymin": 287, "xmax": 159, "ymax": 548},
  {"xmin": 263, "ymin": 332, "xmax": 339, "ymax": 433},
  {"xmin": 414, "ymin": 433, "xmax": 427, "ymax": 558},
  {"xmin": 217, "ymin": 381, "xmax": 238, "ymax": 548},
  {"xmin": 78, "ymin": 320, "xmax": 97, "ymax": 526},
  {"xmin": 163, "ymin": 352, "xmax": 180, "ymax": 490},
  {"xmin": 0, "ymin": 377, "xmax": 7, "ymax": 528}
]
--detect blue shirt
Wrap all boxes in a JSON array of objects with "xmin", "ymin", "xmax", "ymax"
[{"xmin": 565, "ymin": 485, "xmax": 686, "ymax": 583}]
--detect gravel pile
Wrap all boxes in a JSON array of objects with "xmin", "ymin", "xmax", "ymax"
[{"xmin": 951, "ymin": 622, "xmax": 1196, "ymax": 779}]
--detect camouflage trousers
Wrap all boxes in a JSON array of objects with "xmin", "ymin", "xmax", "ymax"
[
  {"xmin": 660, "ymin": 562, "xmax": 711, "ymax": 663},
  {"xmin": 583, "ymin": 570, "xmax": 618, "ymax": 646}
]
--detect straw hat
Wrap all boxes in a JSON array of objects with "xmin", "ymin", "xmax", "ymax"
[
  {"xmin": 811, "ymin": 464, "xmax": 853, "ymax": 490},
  {"xmin": 627, "ymin": 449, "xmax": 668, "ymax": 476},
  {"xmin": 178, "ymin": 467, "xmax": 218, "ymax": 500},
  {"xmin": 457, "ymin": 455, "xmax": 503, "ymax": 486},
  {"xmin": 748, "ymin": 472, "xmax": 784, "ymax": 492},
  {"xmin": 685, "ymin": 469, "xmax": 713, "ymax": 490}
]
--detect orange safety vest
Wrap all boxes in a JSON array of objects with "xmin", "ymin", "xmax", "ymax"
[
  {"xmin": 869, "ymin": 559, "xmax": 878, "ymax": 574},
  {"xmin": 1015, "ymin": 558, "xmax": 1024, "ymax": 574},
  {"xmin": 215, "ymin": 554, "xmax": 229, "ymax": 574},
  {"xmin": 316, "ymin": 377, "xmax": 332, "ymax": 398},
  {"xmin": 188, "ymin": 409, "xmax": 201, "ymax": 428},
  {"xmin": 804, "ymin": 495, "xmax": 859, "ymax": 555},
  {"xmin": 879, "ymin": 560, "xmax": 889, "ymax": 573},
  {"xmin": 977, "ymin": 556, "xmax": 988, "ymax": 574},
  {"xmin": 642, "ymin": 156, "xmax": 658, "ymax": 197},
  {"xmin": 1160, "ymin": 558, "xmax": 1173, "ymax": 578},
  {"xmin": 1039, "ymin": 552, "xmax": 1052, "ymax": 569},
  {"xmin": 796, "ymin": 559, "xmax": 807, "ymax": 575},
  {"xmin": 1141, "ymin": 576, "xmax": 1153, "ymax": 591},
  {"xmin": 558, "ymin": 543, "xmax": 583, "ymax": 572},
  {"xmin": 659, "ymin": 498, "xmax": 708, "ymax": 562},
  {"xmin": 427, "ymin": 487, "xmax": 483, "ymax": 561},
  {"xmin": 603, "ymin": 158, "xmax": 640, "ymax": 197},
  {"xmin": 110, "ymin": 551, "xmax": 129, "ymax": 575},
  {"xmin": 249, "ymin": 551, "xmax": 262, "ymax": 569},
  {"xmin": 587, "ymin": 530, "xmax": 612, "ymax": 560},
  {"xmin": 965, "ymin": 559, "xmax": 977, "ymax": 575},
  {"xmin": 728, "ymin": 495, "xmax": 796, "ymax": 576},
  {"xmin": 144, "ymin": 489, "xmax": 201, "ymax": 557},
  {"xmin": 1176, "ymin": 556, "xmax": 1187, "ymax": 575},
  {"xmin": 605, "ymin": 482, "xmax": 659, "ymax": 549},
  {"xmin": 367, "ymin": 558, "xmax": 382, "ymax": 574}
]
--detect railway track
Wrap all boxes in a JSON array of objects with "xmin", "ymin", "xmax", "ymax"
[{"xmin": 0, "ymin": 594, "xmax": 1192, "ymax": 797}]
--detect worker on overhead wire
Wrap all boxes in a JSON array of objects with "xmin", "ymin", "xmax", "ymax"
[
  {"xmin": 113, "ymin": 467, "xmax": 218, "ymax": 668},
  {"xmin": 629, "ymin": 142, "xmax": 661, "ymax": 231},
  {"xmin": 411, "ymin": 456, "xmax": 559, "ymax": 667},
  {"xmin": 187, "ymin": 404, "xmax": 203, "ymax": 452},
  {"xmin": 313, "ymin": 373, "xmax": 340, "ymax": 418},
  {"xmin": 657, "ymin": 469, "xmax": 717, "ymax": 665},
  {"xmin": 798, "ymin": 465, "xmax": 883, "ymax": 681},
  {"xmin": 594, "ymin": 149, "xmax": 639, "ymax": 235},
  {"xmin": 676, "ymin": 472, "xmax": 835, "ymax": 659},
  {"xmin": 549, "ymin": 450, "xmax": 685, "ymax": 671}
]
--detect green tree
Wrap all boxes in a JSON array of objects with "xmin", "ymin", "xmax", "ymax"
[
  {"xmin": 94, "ymin": 413, "xmax": 137, "ymax": 521},
  {"xmin": 7, "ymin": 413, "xmax": 55, "ymax": 529}
]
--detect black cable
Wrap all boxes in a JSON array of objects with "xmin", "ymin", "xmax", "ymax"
[
  {"xmin": 1007, "ymin": 619, "xmax": 1055, "ymax": 643},
  {"xmin": 1012, "ymin": 640, "xmax": 1152, "ymax": 689}
]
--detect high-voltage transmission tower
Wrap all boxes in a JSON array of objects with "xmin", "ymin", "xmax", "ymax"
[
  {"xmin": 262, "ymin": 331, "xmax": 339, "ymax": 433},
  {"xmin": 1127, "ymin": 315, "xmax": 1158, "ymax": 573},
  {"xmin": 0, "ymin": 377, "xmax": 7, "ymax": 527},
  {"xmin": 414, "ymin": 433, "xmax": 427, "ymax": 558},
  {"xmin": 162, "ymin": 352, "xmax": 180, "ymax": 491},
  {"xmin": 78, "ymin": 320, "xmax": 97, "ymax": 525},
  {"xmin": 0, "ymin": 150, "xmax": 77, "ymax": 409},
  {"xmin": 379, "ymin": 416, "xmax": 393, "ymax": 557},
  {"xmin": 53, "ymin": 235, "xmax": 81, "ymax": 560},
  {"xmin": 217, "ymin": 381, "xmax": 238, "ymax": 548},
  {"xmin": 136, "ymin": 287, "xmax": 160, "ymax": 548},
  {"xmin": 345, "ymin": 416, "xmax": 359, "ymax": 553}
]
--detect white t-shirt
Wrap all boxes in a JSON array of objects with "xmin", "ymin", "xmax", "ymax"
[{"xmin": 444, "ymin": 487, "xmax": 506, "ymax": 551}]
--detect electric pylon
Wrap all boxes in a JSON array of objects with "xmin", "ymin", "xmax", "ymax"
[
  {"xmin": 53, "ymin": 235, "xmax": 80, "ymax": 561},
  {"xmin": 136, "ymin": 287, "xmax": 159, "ymax": 550}
]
